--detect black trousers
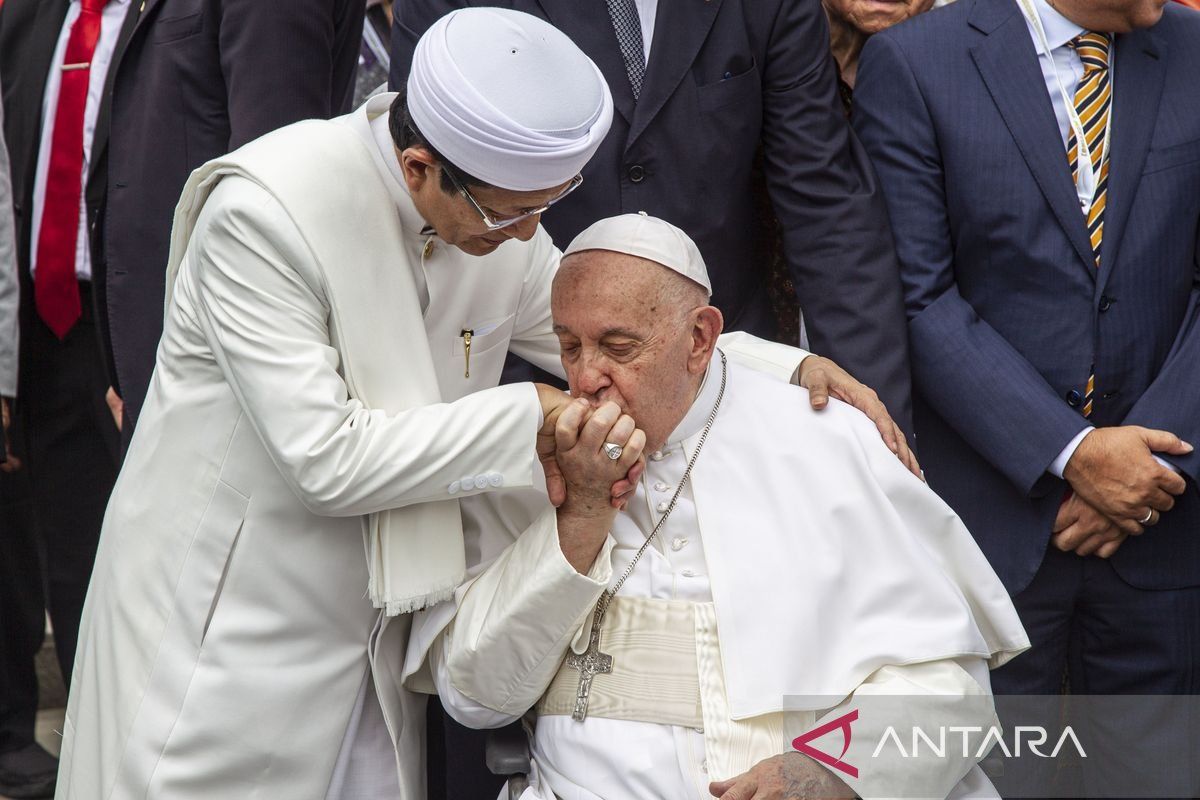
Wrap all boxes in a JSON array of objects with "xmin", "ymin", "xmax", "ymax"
[
  {"xmin": 989, "ymin": 546, "xmax": 1200, "ymax": 798},
  {"xmin": 0, "ymin": 289, "xmax": 119, "ymax": 753}
]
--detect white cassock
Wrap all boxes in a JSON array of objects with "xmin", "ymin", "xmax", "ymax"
[
  {"xmin": 56, "ymin": 93, "xmax": 806, "ymax": 800},
  {"xmin": 406, "ymin": 360, "xmax": 1030, "ymax": 800}
]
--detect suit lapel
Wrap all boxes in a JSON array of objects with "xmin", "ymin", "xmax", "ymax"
[
  {"xmin": 534, "ymin": 0, "xmax": 636, "ymax": 127},
  {"xmin": 627, "ymin": 0, "xmax": 723, "ymax": 147},
  {"xmin": 1093, "ymin": 27, "xmax": 1163, "ymax": 295},
  {"xmin": 968, "ymin": 0, "xmax": 1097, "ymax": 277},
  {"xmin": 88, "ymin": 0, "xmax": 141, "ymax": 186},
  {"xmin": 23, "ymin": 0, "xmax": 72, "ymax": 135}
]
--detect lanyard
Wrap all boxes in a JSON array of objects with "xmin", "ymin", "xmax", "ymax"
[{"xmin": 1016, "ymin": 0, "xmax": 1113, "ymax": 210}]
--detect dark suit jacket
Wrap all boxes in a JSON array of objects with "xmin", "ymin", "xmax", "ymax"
[
  {"xmin": 0, "ymin": 0, "xmax": 126, "ymax": 404},
  {"xmin": 98, "ymin": 0, "xmax": 363, "ymax": 429},
  {"xmin": 390, "ymin": 0, "xmax": 913, "ymax": 434},
  {"xmin": 854, "ymin": 0, "xmax": 1200, "ymax": 594}
]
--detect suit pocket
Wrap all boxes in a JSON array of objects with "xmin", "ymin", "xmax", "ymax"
[
  {"xmin": 447, "ymin": 314, "xmax": 516, "ymax": 357},
  {"xmin": 152, "ymin": 12, "xmax": 203, "ymax": 43},
  {"xmin": 187, "ymin": 480, "xmax": 249, "ymax": 647},
  {"xmin": 696, "ymin": 60, "xmax": 760, "ymax": 112},
  {"xmin": 1143, "ymin": 136, "xmax": 1200, "ymax": 174}
]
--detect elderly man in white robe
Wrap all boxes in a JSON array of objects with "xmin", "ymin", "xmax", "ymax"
[
  {"xmin": 56, "ymin": 9, "xmax": 917, "ymax": 800},
  {"xmin": 405, "ymin": 215, "xmax": 1031, "ymax": 800}
]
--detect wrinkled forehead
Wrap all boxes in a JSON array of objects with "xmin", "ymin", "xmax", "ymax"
[{"xmin": 553, "ymin": 250, "xmax": 670, "ymax": 331}]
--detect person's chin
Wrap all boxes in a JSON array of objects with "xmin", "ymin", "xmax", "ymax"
[{"xmin": 461, "ymin": 238, "xmax": 504, "ymax": 256}]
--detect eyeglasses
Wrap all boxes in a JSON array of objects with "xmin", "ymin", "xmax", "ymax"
[{"xmin": 441, "ymin": 164, "xmax": 583, "ymax": 231}]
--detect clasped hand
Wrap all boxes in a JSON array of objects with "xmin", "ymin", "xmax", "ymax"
[
  {"xmin": 1056, "ymin": 425, "xmax": 1193, "ymax": 557},
  {"xmin": 536, "ymin": 385, "xmax": 644, "ymax": 512}
]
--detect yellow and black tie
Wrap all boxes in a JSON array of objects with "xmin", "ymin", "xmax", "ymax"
[{"xmin": 1066, "ymin": 32, "xmax": 1112, "ymax": 418}]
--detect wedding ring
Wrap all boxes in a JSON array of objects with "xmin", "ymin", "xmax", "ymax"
[
  {"xmin": 603, "ymin": 442, "xmax": 623, "ymax": 460},
  {"xmin": 1139, "ymin": 509, "xmax": 1154, "ymax": 525}
]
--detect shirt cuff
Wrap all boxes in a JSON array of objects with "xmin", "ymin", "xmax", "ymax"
[
  {"xmin": 1048, "ymin": 427, "xmax": 1093, "ymax": 479},
  {"xmin": 1153, "ymin": 455, "xmax": 1183, "ymax": 475}
]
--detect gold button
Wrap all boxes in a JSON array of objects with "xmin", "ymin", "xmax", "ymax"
[{"xmin": 422, "ymin": 239, "xmax": 434, "ymax": 259}]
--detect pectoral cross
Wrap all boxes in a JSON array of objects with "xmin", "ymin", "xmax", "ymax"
[{"xmin": 565, "ymin": 608, "xmax": 613, "ymax": 721}]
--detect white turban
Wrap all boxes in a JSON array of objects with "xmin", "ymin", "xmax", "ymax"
[{"xmin": 407, "ymin": 8, "xmax": 614, "ymax": 192}]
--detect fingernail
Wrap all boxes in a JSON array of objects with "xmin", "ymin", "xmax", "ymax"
[{"xmin": 1183, "ymin": 442, "xmax": 1194, "ymax": 453}]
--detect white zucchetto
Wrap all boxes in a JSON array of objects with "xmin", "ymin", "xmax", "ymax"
[
  {"xmin": 407, "ymin": 8, "xmax": 614, "ymax": 192},
  {"xmin": 564, "ymin": 213, "xmax": 713, "ymax": 296}
]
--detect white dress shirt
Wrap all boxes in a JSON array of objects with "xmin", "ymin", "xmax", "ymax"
[
  {"xmin": 1022, "ymin": 0, "xmax": 1100, "ymax": 477},
  {"xmin": 30, "ymin": 0, "xmax": 131, "ymax": 282},
  {"xmin": 633, "ymin": 0, "xmax": 657, "ymax": 64}
]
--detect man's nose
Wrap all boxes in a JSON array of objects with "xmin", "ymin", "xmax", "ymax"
[
  {"xmin": 504, "ymin": 212, "xmax": 541, "ymax": 242},
  {"xmin": 575, "ymin": 355, "xmax": 611, "ymax": 396}
]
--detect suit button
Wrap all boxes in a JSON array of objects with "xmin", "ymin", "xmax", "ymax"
[
  {"xmin": 1099, "ymin": 295, "xmax": 1112, "ymax": 312},
  {"xmin": 1066, "ymin": 389, "xmax": 1082, "ymax": 407},
  {"xmin": 627, "ymin": 164, "xmax": 645, "ymax": 183},
  {"xmin": 488, "ymin": 472, "xmax": 503, "ymax": 487},
  {"xmin": 461, "ymin": 476, "xmax": 474, "ymax": 490},
  {"xmin": 473, "ymin": 475, "xmax": 489, "ymax": 490},
  {"xmin": 448, "ymin": 480, "xmax": 461, "ymax": 495}
]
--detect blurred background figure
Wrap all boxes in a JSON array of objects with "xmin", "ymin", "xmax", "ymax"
[
  {"xmin": 96, "ymin": 0, "xmax": 364, "ymax": 444},
  {"xmin": 0, "ymin": 1, "xmax": 125, "ymax": 795},
  {"xmin": 355, "ymin": 0, "xmax": 393, "ymax": 107},
  {"xmin": 822, "ymin": 0, "xmax": 936, "ymax": 114}
]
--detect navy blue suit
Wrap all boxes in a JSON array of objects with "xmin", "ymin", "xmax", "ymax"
[{"xmin": 854, "ymin": 0, "xmax": 1200, "ymax": 701}]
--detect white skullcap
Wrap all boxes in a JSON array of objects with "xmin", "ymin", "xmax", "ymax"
[
  {"xmin": 563, "ymin": 213, "xmax": 713, "ymax": 296},
  {"xmin": 407, "ymin": 8, "xmax": 613, "ymax": 192}
]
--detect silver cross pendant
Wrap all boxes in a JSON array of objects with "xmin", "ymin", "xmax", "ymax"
[{"xmin": 565, "ymin": 608, "xmax": 613, "ymax": 721}]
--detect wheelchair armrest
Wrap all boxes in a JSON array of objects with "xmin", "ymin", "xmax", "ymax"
[{"xmin": 485, "ymin": 722, "xmax": 531, "ymax": 777}]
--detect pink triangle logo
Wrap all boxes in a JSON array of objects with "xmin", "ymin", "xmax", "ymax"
[{"xmin": 791, "ymin": 709, "xmax": 859, "ymax": 779}]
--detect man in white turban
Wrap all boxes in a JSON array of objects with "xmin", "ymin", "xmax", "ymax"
[
  {"xmin": 405, "ymin": 215, "xmax": 1030, "ymax": 800},
  {"xmin": 57, "ymin": 9, "xmax": 914, "ymax": 799}
]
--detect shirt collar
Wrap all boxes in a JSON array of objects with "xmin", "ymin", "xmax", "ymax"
[
  {"xmin": 1025, "ymin": 0, "xmax": 1086, "ymax": 54},
  {"xmin": 665, "ymin": 349, "xmax": 725, "ymax": 448}
]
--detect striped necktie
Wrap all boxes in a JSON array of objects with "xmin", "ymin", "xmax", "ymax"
[{"xmin": 1066, "ymin": 32, "xmax": 1111, "ymax": 418}]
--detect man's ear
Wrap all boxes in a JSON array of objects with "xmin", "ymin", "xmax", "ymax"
[
  {"xmin": 688, "ymin": 305, "xmax": 724, "ymax": 374},
  {"xmin": 399, "ymin": 146, "xmax": 436, "ymax": 194}
]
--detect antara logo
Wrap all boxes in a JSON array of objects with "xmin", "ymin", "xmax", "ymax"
[
  {"xmin": 792, "ymin": 710, "xmax": 1088, "ymax": 779},
  {"xmin": 792, "ymin": 710, "xmax": 859, "ymax": 779}
]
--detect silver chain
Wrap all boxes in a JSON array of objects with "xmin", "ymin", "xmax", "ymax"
[{"xmin": 594, "ymin": 351, "xmax": 727, "ymax": 620}]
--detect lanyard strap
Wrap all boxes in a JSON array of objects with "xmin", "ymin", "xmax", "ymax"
[{"xmin": 1016, "ymin": 0, "xmax": 1113, "ymax": 208}]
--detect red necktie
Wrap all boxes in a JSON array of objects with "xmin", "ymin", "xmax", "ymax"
[{"xmin": 35, "ymin": 0, "xmax": 108, "ymax": 339}]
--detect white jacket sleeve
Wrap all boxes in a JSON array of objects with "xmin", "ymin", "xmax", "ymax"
[
  {"xmin": 181, "ymin": 178, "xmax": 542, "ymax": 517},
  {"xmin": 431, "ymin": 506, "xmax": 615, "ymax": 719}
]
